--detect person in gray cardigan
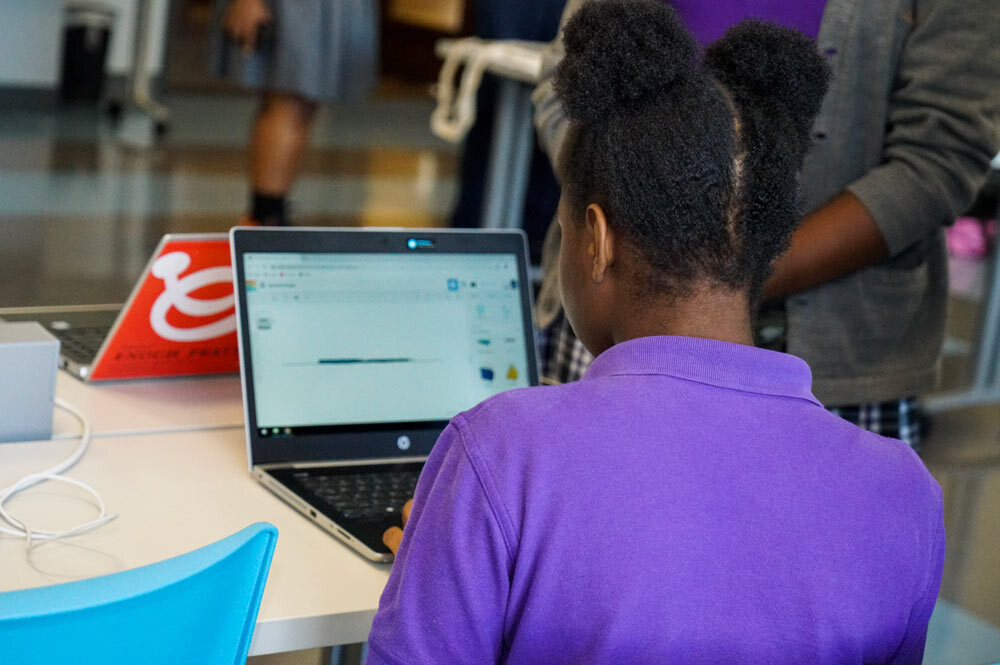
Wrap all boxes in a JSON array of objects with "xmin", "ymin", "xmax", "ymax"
[{"xmin": 533, "ymin": 0, "xmax": 1000, "ymax": 447}]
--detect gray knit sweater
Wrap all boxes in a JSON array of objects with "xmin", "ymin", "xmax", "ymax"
[{"xmin": 533, "ymin": 0, "xmax": 1000, "ymax": 405}]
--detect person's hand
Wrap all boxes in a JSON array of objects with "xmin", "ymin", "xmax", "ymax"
[
  {"xmin": 383, "ymin": 499, "xmax": 414, "ymax": 556},
  {"xmin": 223, "ymin": 0, "xmax": 273, "ymax": 54}
]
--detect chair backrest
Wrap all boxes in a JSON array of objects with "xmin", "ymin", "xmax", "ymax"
[{"xmin": 0, "ymin": 522, "xmax": 278, "ymax": 665}]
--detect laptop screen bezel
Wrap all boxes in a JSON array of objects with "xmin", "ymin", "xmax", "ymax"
[{"xmin": 231, "ymin": 227, "xmax": 540, "ymax": 467}]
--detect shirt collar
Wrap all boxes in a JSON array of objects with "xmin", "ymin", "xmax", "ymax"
[{"xmin": 583, "ymin": 335, "xmax": 822, "ymax": 406}]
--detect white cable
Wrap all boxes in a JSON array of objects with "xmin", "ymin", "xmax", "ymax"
[
  {"xmin": 432, "ymin": 38, "xmax": 490, "ymax": 143},
  {"xmin": 431, "ymin": 39, "xmax": 545, "ymax": 143},
  {"xmin": 0, "ymin": 398, "xmax": 117, "ymax": 549}
]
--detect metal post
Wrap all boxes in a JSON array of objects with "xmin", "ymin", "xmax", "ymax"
[
  {"xmin": 117, "ymin": 0, "xmax": 170, "ymax": 144},
  {"xmin": 481, "ymin": 79, "xmax": 535, "ymax": 230},
  {"xmin": 971, "ymin": 245, "xmax": 1000, "ymax": 391},
  {"xmin": 927, "ymin": 185, "xmax": 1000, "ymax": 411}
]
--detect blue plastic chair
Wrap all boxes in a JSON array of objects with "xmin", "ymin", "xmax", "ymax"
[{"xmin": 0, "ymin": 522, "xmax": 277, "ymax": 665}]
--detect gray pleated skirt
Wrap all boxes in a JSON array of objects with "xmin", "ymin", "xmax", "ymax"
[{"xmin": 212, "ymin": 0, "xmax": 378, "ymax": 102}]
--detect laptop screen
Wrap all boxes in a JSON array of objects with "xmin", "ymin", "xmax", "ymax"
[{"xmin": 242, "ymin": 251, "xmax": 533, "ymax": 435}]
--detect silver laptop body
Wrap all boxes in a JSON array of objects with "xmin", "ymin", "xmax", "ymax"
[
  {"xmin": 231, "ymin": 227, "xmax": 539, "ymax": 561},
  {"xmin": 0, "ymin": 233, "xmax": 229, "ymax": 381}
]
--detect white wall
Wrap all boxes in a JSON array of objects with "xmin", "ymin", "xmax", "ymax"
[
  {"xmin": 0, "ymin": 0, "xmax": 170, "ymax": 90},
  {"xmin": 0, "ymin": 1, "xmax": 63, "ymax": 88}
]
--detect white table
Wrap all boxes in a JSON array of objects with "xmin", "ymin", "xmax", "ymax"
[
  {"xmin": 4, "ymin": 427, "xmax": 1000, "ymax": 660},
  {"xmin": 925, "ymin": 601, "xmax": 1000, "ymax": 665},
  {"xmin": 0, "ymin": 428, "xmax": 389, "ymax": 656},
  {"xmin": 52, "ymin": 371, "xmax": 245, "ymax": 438}
]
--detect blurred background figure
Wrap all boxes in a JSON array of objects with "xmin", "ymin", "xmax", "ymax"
[
  {"xmin": 213, "ymin": 0, "xmax": 379, "ymax": 226},
  {"xmin": 447, "ymin": 0, "xmax": 566, "ymax": 264},
  {"xmin": 948, "ymin": 170, "xmax": 999, "ymax": 261}
]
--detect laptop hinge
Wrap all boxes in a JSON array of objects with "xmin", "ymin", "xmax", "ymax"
[{"xmin": 256, "ymin": 457, "xmax": 428, "ymax": 471}]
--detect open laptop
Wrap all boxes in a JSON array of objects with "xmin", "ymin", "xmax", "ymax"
[
  {"xmin": 0, "ymin": 233, "xmax": 238, "ymax": 381},
  {"xmin": 231, "ymin": 227, "xmax": 539, "ymax": 562}
]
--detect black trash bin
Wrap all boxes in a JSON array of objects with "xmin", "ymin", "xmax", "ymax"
[{"xmin": 60, "ymin": 3, "xmax": 116, "ymax": 103}]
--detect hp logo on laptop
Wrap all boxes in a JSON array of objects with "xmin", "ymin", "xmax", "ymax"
[{"xmin": 396, "ymin": 435, "xmax": 412, "ymax": 451}]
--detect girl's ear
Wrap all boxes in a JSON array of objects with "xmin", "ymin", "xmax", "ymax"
[{"xmin": 585, "ymin": 204, "xmax": 615, "ymax": 283}]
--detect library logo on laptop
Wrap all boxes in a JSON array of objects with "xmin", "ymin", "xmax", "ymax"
[
  {"xmin": 88, "ymin": 237, "xmax": 240, "ymax": 380},
  {"xmin": 150, "ymin": 251, "xmax": 236, "ymax": 342}
]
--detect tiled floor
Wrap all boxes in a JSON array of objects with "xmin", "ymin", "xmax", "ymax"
[
  {"xmin": 0, "ymin": 93, "xmax": 457, "ymax": 308},
  {"xmin": 0, "ymin": 93, "xmax": 998, "ymax": 664}
]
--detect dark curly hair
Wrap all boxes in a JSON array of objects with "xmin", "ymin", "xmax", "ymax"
[{"xmin": 555, "ymin": 0, "xmax": 830, "ymax": 304}]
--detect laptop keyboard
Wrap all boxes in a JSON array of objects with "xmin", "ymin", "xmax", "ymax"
[
  {"xmin": 299, "ymin": 469, "xmax": 421, "ymax": 521},
  {"xmin": 50, "ymin": 326, "xmax": 109, "ymax": 364}
]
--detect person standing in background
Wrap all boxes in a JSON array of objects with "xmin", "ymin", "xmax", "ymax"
[
  {"xmin": 448, "ymin": 0, "xmax": 567, "ymax": 265},
  {"xmin": 534, "ymin": 0, "xmax": 1000, "ymax": 448},
  {"xmin": 213, "ymin": 0, "xmax": 379, "ymax": 226}
]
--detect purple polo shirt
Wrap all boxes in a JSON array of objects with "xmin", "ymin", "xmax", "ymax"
[
  {"xmin": 368, "ymin": 336, "xmax": 944, "ymax": 665},
  {"xmin": 671, "ymin": 0, "xmax": 826, "ymax": 44}
]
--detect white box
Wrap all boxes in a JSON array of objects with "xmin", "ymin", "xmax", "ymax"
[{"xmin": 0, "ymin": 322, "xmax": 59, "ymax": 443}]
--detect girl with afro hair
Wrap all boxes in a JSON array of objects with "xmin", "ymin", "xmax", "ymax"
[{"xmin": 366, "ymin": 2, "xmax": 944, "ymax": 663}]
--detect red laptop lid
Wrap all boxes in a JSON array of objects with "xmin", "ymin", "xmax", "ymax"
[{"xmin": 88, "ymin": 237, "xmax": 238, "ymax": 380}]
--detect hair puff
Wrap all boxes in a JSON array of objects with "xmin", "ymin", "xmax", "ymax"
[
  {"xmin": 555, "ymin": 0, "xmax": 698, "ymax": 124},
  {"xmin": 704, "ymin": 20, "xmax": 830, "ymax": 141}
]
